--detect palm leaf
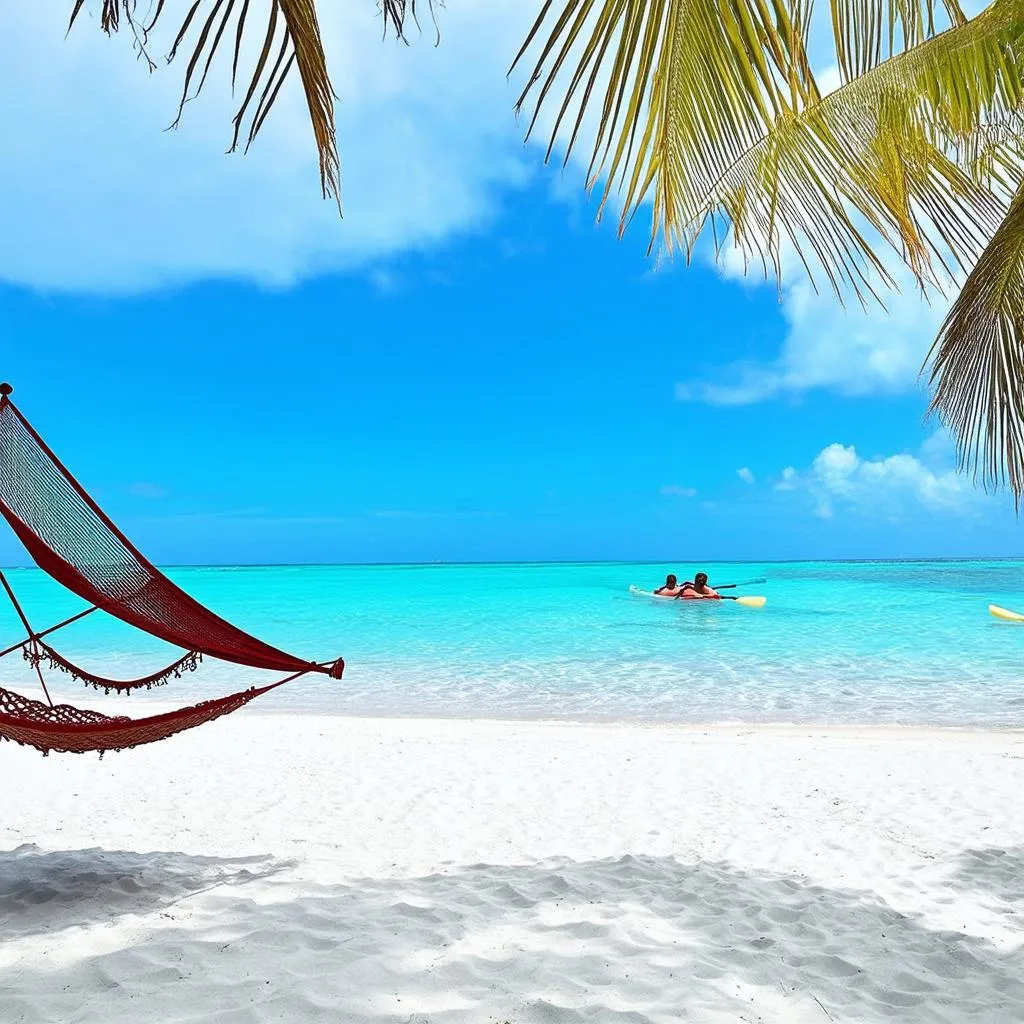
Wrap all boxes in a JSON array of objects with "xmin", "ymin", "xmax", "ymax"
[
  {"xmin": 829, "ymin": 0, "xmax": 966, "ymax": 81},
  {"xmin": 516, "ymin": 0, "xmax": 1024, "ymax": 301},
  {"xmin": 511, "ymin": 0, "xmax": 821, "ymax": 256},
  {"xmin": 928, "ymin": 181, "xmax": 1024, "ymax": 501},
  {"xmin": 711, "ymin": 2, "xmax": 1024, "ymax": 299},
  {"xmin": 67, "ymin": 1, "xmax": 439, "ymax": 205},
  {"xmin": 381, "ymin": 0, "xmax": 440, "ymax": 43}
]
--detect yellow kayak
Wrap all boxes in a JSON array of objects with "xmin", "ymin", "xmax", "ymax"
[{"xmin": 989, "ymin": 604, "xmax": 1024, "ymax": 622}]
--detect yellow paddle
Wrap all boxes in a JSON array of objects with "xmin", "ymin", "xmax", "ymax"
[{"xmin": 726, "ymin": 595, "xmax": 767, "ymax": 608}]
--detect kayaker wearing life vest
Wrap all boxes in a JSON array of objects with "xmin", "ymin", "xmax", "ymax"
[{"xmin": 680, "ymin": 572, "xmax": 719, "ymax": 599}]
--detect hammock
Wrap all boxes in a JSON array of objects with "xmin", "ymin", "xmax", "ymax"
[
  {"xmin": 0, "ymin": 681, "xmax": 277, "ymax": 755},
  {"xmin": 0, "ymin": 384, "xmax": 344, "ymax": 755}
]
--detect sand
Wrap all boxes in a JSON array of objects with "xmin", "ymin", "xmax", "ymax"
[{"xmin": 3, "ymin": 715, "xmax": 1024, "ymax": 1023}]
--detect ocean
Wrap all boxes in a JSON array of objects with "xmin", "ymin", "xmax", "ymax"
[{"xmin": 2, "ymin": 560, "xmax": 1024, "ymax": 727}]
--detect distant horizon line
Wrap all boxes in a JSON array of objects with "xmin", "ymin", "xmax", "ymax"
[{"xmin": 2, "ymin": 556, "xmax": 1023, "ymax": 570}]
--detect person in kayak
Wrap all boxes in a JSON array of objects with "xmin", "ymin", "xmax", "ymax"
[
  {"xmin": 654, "ymin": 573, "xmax": 684, "ymax": 596},
  {"xmin": 680, "ymin": 572, "xmax": 719, "ymax": 599}
]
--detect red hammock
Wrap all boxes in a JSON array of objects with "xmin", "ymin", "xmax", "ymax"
[
  {"xmin": 0, "ymin": 384, "xmax": 344, "ymax": 755},
  {"xmin": 0, "ymin": 681, "xmax": 280, "ymax": 755}
]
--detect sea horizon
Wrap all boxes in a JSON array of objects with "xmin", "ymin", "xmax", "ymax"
[{"xmin": 3, "ymin": 554, "xmax": 1023, "ymax": 569}]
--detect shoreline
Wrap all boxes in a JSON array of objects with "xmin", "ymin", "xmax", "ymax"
[
  {"xmin": 41, "ymin": 693, "xmax": 1024, "ymax": 736},
  {"xmin": 229, "ymin": 707, "xmax": 1024, "ymax": 737},
  {"xmin": 24, "ymin": 679, "xmax": 1024, "ymax": 735}
]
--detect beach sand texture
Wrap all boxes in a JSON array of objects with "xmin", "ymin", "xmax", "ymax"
[{"xmin": 3, "ymin": 716, "xmax": 1024, "ymax": 1023}]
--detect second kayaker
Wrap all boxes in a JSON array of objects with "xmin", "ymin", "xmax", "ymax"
[{"xmin": 680, "ymin": 572, "xmax": 719, "ymax": 599}]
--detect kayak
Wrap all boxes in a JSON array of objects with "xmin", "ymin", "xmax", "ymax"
[
  {"xmin": 989, "ymin": 603, "xmax": 1024, "ymax": 622},
  {"xmin": 629, "ymin": 585, "xmax": 767, "ymax": 608},
  {"xmin": 629, "ymin": 585, "xmax": 718, "ymax": 600}
]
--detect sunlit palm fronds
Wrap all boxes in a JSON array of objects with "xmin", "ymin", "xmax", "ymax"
[
  {"xmin": 515, "ymin": 0, "xmax": 1024, "ymax": 297},
  {"xmin": 381, "ymin": 0, "xmax": 440, "ymax": 43},
  {"xmin": 68, "ymin": 0, "xmax": 438, "ymax": 205},
  {"xmin": 514, "ymin": 0, "xmax": 1024, "ymax": 496},
  {"xmin": 708, "ymin": 4, "xmax": 1024, "ymax": 300},
  {"xmin": 829, "ymin": 0, "xmax": 966, "ymax": 81},
  {"xmin": 511, "ymin": 0, "xmax": 821, "ymax": 256},
  {"xmin": 928, "ymin": 182, "xmax": 1024, "ymax": 501}
]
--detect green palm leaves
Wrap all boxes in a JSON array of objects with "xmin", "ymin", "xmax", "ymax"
[
  {"xmin": 68, "ymin": 1, "xmax": 433, "ymax": 206},
  {"xmin": 513, "ymin": 0, "xmax": 1024, "ymax": 497},
  {"xmin": 929, "ymin": 180, "xmax": 1024, "ymax": 497}
]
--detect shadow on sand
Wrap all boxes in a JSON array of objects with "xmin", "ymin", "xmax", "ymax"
[
  {"xmin": 0, "ymin": 844, "xmax": 289, "ymax": 941},
  {"xmin": 2, "ymin": 845, "xmax": 1023, "ymax": 1023}
]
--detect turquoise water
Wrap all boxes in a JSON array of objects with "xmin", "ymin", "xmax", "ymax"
[{"xmin": 2, "ymin": 561, "xmax": 1024, "ymax": 727}]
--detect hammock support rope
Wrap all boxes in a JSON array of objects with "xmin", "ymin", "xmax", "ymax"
[{"xmin": 0, "ymin": 384, "xmax": 344, "ymax": 755}]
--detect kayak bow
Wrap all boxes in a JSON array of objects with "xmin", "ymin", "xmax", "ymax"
[{"xmin": 989, "ymin": 603, "xmax": 1024, "ymax": 622}]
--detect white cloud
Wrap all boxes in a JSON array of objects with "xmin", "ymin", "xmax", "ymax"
[
  {"xmin": 679, "ymin": 250, "xmax": 950, "ymax": 405},
  {"xmin": 680, "ymin": 51, "xmax": 965, "ymax": 410},
  {"xmin": 737, "ymin": 467, "xmax": 755, "ymax": 485},
  {"xmin": 0, "ymin": 3, "xmax": 536, "ymax": 293},
  {"xmin": 774, "ymin": 467, "xmax": 798, "ymax": 492},
  {"xmin": 676, "ymin": 43, "xmax": 953, "ymax": 409},
  {"xmin": 813, "ymin": 498, "xmax": 835, "ymax": 520},
  {"xmin": 779, "ymin": 432, "xmax": 983, "ymax": 519},
  {"xmin": 661, "ymin": 485, "xmax": 698, "ymax": 498}
]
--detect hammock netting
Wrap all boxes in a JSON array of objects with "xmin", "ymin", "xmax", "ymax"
[
  {"xmin": 0, "ymin": 386, "xmax": 344, "ymax": 755},
  {"xmin": 0, "ymin": 682, "xmax": 275, "ymax": 755}
]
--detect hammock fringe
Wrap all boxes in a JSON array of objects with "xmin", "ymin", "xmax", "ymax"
[{"xmin": 23, "ymin": 642, "xmax": 203, "ymax": 695}]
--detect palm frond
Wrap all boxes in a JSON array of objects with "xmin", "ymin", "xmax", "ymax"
[
  {"xmin": 381, "ymin": 0, "xmax": 441, "ymax": 44},
  {"xmin": 68, "ymin": 1, "xmax": 440, "ymax": 205},
  {"xmin": 515, "ymin": 0, "xmax": 1024, "ymax": 302},
  {"xmin": 511, "ymin": 0, "xmax": 820, "ymax": 255},
  {"xmin": 955, "ymin": 114, "xmax": 1024, "ymax": 195},
  {"xmin": 829, "ymin": 0, "xmax": 966, "ymax": 81},
  {"xmin": 715, "ymin": 2, "xmax": 1024, "ymax": 298},
  {"xmin": 928, "ymin": 181, "xmax": 1024, "ymax": 502}
]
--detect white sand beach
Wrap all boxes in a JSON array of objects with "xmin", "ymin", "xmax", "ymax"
[{"xmin": 3, "ymin": 715, "xmax": 1024, "ymax": 1023}]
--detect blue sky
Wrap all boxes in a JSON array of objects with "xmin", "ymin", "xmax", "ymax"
[{"xmin": 0, "ymin": 3, "xmax": 1018, "ymax": 564}]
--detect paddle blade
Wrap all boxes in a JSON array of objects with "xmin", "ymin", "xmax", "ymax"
[{"xmin": 734, "ymin": 595, "xmax": 767, "ymax": 608}]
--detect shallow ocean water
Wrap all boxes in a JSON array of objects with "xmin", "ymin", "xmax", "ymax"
[{"xmin": 2, "ymin": 560, "xmax": 1024, "ymax": 727}]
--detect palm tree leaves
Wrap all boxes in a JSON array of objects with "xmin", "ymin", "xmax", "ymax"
[
  {"xmin": 928, "ymin": 182, "xmax": 1024, "ymax": 501},
  {"xmin": 515, "ymin": 0, "xmax": 1024, "ymax": 495},
  {"xmin": 68, "ymin": 1, "xmax": 437, "ymax": 205},
  {"xmin": 516, "ymin": 0, "xmax": 1024, "ymax": 284},
  {"xmin": 716, "ymin": 7, "xmax": 1024, "ymax": 299},
  {"xmin": 381, "ymin": 1, "xmax": 439, "ymax": 43},
  {"xmin": 830, "ymin": 0, "xmax": 966, "ymax": 81},
  {"xmin": 511, "ymin": 0, "xmax": 820, "ymax": 254}
]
